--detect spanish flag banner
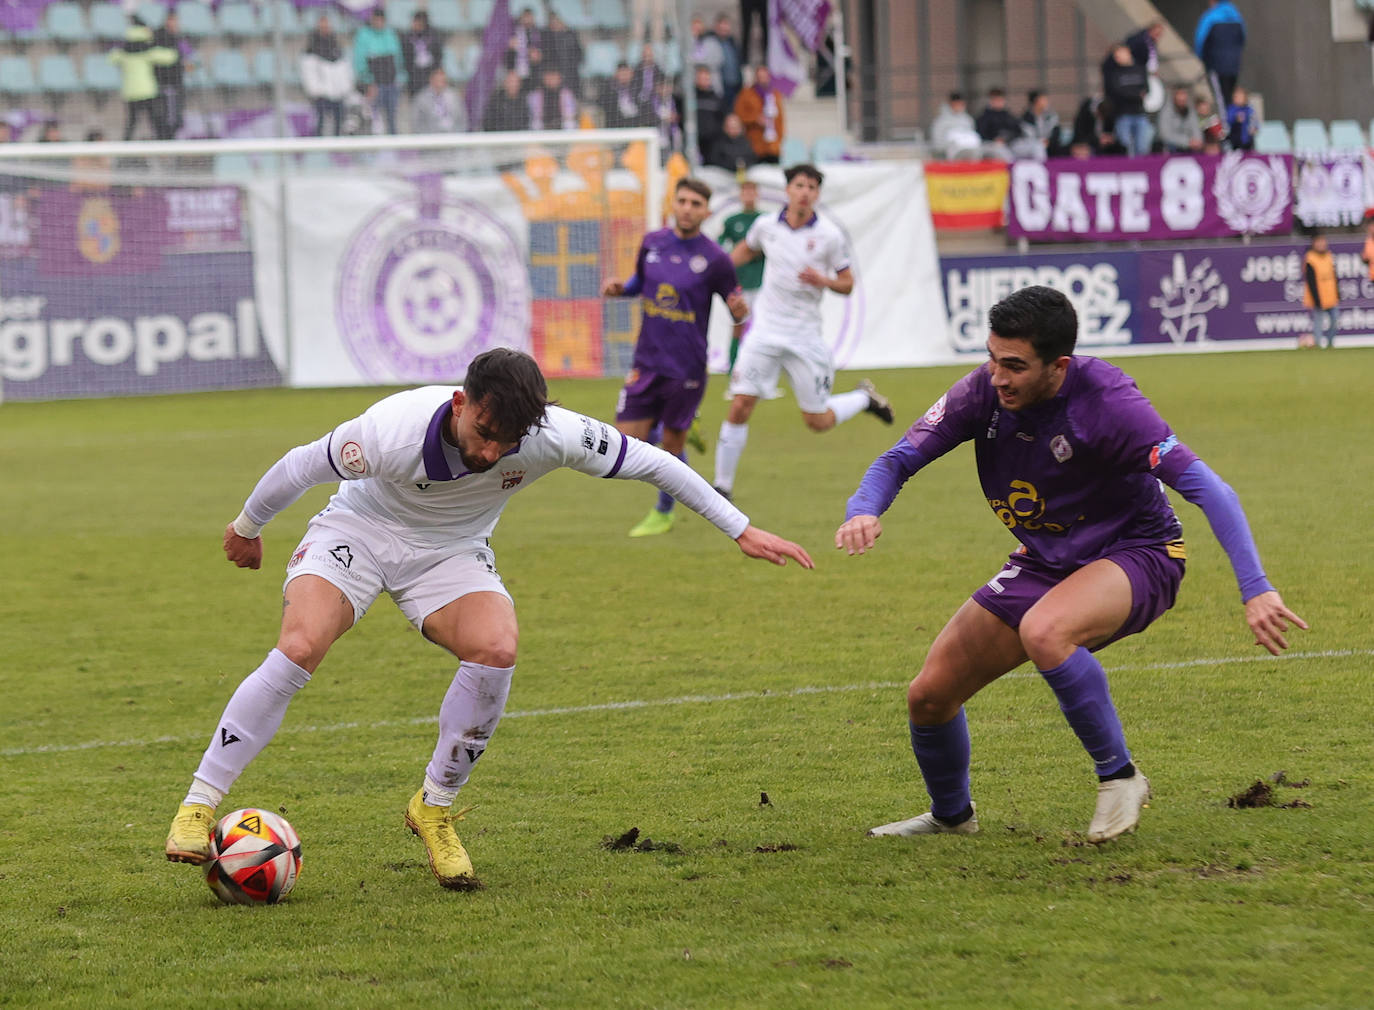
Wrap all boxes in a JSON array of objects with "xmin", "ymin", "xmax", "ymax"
[{"xmin": 924, "ymin": 160, "xmax": 1009, "ymax": 230}]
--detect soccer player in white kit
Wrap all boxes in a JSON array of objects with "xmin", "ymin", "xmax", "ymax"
[
  {"xmin": 713, "ymin": 163, "xmax": 895, "ymax": 499},
  {"xmin": 165, "ymin": 349, "xmax": 813, "ymax": 889}
]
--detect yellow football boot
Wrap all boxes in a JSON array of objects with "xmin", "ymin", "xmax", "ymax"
[
  {"xmin": 165, "ymin": 803, "xmax": 216, "ymax": 864},
  {"xmin": 404, "ymin": 790, "xmax": 482, "ymax": 890}
]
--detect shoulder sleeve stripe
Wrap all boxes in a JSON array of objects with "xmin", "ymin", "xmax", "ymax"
[
  {"xmin": 603, "ymin": 433, "xmax": 629, "ymax": 478},
  {"xmin": 324, "ymin": 432, "xmax": 346, "ymax": 480}
]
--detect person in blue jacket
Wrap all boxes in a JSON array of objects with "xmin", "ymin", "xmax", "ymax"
[
  {"xmin": 353, "ymin": 7, "xmax": 406, "ymax": 135},
  {"xmin": 1194, "ymin": 0, "xmax": 1246, "ymax": 110}
]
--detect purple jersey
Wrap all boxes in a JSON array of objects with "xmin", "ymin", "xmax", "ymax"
[
  {"xmin": 903, "ymin": 357, "xmax": 1199, "ymax": 571},
  {"xmin": 626, "ymin": 228, "xmax": 738, "ymax": 379}
]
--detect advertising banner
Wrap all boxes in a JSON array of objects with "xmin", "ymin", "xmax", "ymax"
[
  {"xmin": 1293, "ymin": 152, "xmax": 1366, "ymax": 229},
  {"xmin": 1008, "ymin": 152, "xmax": 1294, "ymax": 242},
  {"xmin": 1, "ymin": 184, "xmax": 279, "ymax": 402},
  {"xmin": 924, "ymin": 160, "xmax": 1009, "ymax": 230}
]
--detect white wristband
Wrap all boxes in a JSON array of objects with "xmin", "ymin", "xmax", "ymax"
[{"xmin": 231, "ymin": 510, "xmax": 264, "ymax": 539}]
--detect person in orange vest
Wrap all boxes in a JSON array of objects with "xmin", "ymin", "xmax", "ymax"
[{"xmin": 1303, "ymin": 232, "xmax": 1339, "ymax": 349}]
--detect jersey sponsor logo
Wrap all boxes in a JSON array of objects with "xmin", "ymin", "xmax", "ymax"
[
  {"xmin": 340, "ymin": 441, "xmax": 366, "ymax": 475},
  {"xmin": 596, "ymin": 422, "xmax": 610, "ymax": 455},
  {"xmin": 335, "ymin": 193, "xmax": 529, "ymax": 382},
  {"xmin": 986, "ymin": 408, "xmax": 1000, "ymax": 439},
  {"xmin": 923, "ymin": 394, "xmax": 947, "ymax": 426},
  {"xmin": 287, "ymin": 541, "xmax": 311, "ymax": 570},
  {"xmin": 987, "ymin": 479, "xmax": 1073, "ymax": 534},
  {"xmin": 76, "ymin": 198, "xmax": 121, "ymax": 264},
  {"xmin": 329, "ymin": 544, "xmax": 353, "ymax": 569},
  {"xmin": 689, "ymin": 255, "xmax": 709, "ymax": 273},
  {"xmin": 580, "ymin": 416, "xmax": 596, "ymax": 452},
  {"xmin": 1149, "ymin": 434, "xmax": 1179, "ymax": 469},
  {"xmin": 501, "ymin": 469, "xmax": 525, "ymax": 489},
  {"xmin": 1050, "ymin": 434, "xmax": 1073, "ymax": 462}
]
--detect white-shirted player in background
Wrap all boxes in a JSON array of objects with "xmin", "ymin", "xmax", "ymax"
[
  {"xmin": 165, "ymin": 348, "xmax": 813, "ymax": 890},
  {"xmin": 712, "ymin": 163, "xmax": 894, "ymax": 500}
]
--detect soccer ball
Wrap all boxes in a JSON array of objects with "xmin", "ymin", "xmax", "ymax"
[{"xmin": 203, "ymin": 808, "xmax": 302, "ymax": 905}]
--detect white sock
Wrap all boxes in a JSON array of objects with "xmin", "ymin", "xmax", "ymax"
[
  {"xmin": 825, "ymin": 389, "xmax": 871, "ymax": 425},
  {"xmin": 714, "ymin": 421, "xmax": 749, "ymax": 492},
  {"xmin": 192, "ymin": 648, "xmax": 312, "ymax": 794},
  {"xmin": 423, "ymin": 661, "xmax": 515, "ymax": 802},
  {"xmin": 183, "ymin": 777, "xmax": 225, "ymax": 810}
]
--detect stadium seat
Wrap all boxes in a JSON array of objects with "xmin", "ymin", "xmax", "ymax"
[
  {"xmin": 1327, "ymin": 119, "xmax": 1365, "ymax": 151},
  {"xmin": 811, "ymin": 134, "xmax": 848, "ymax": 162},
  {"xmin": 255, "ymin": 47, "xmax": 301, "ymax": 87},
  {"xmin": 512, "ymin": 1, "xmax": 548, "ymax": 26},
  {"xmin": 37, "ymin": 54, "xmax": 82, "ymax": 94},
  {"xmin": 781, "ymin": 136, "xmax": 810, "ymax": 164},
  {"xmin": 650, "ymin": 41, "xmax": 681, "ymax": 76},
  {"xmin": 590, "ymin": 0, "xmax": 628, "ymax": 30},
  {"xmin": 428, "ymin": 3, "xmax": 466, "ymax": 32},
  {"xmin": 91, "ymin": 4, "xmax": 132, "ymax": 41},
  {"xmin": 46, "ymin": 3, "xmax": 92, "ymax": 44},
  {"xmin": 1292, "ymin": 118, "xmax": 1329, "ymax": 152},
  {"xmin": 82, "ymin": 52, "xmax": 123, "ymax": 93},
  {"xmin": 217, "ymin": 2, "xmax": 260, "ymax": 38},
  {"xmin": 173, "ymin": 2, "xmax": 217, "ymax": 37},
  {"xmin": 0, "ymin": 56, "xmax": 38, "ymax": 96},
  {"xmin": 467, "ymin": 0, "xmax": 496, "ymax": 30},
  {"xmin": 214, "ymin": 152, "xmax": 257, "ymax": 178},
  {"xmin": 582, "ymin": 40, "xmax": 622, "ymax": 80},
  {"xmin": 1253, "ymin": 120, "xmax": 1291, "ymax": 154},
  {"xmin": 211, "ymin": 49, "xmax": 255, "ymax": 89},
  {"xmin": 264, "ymin": 0, "xmax": 304, "ymax": 36},
  {"xmin": 135, "ymin": 2, "xmax": 167, "ymax": 29},
  {"xmin": 551, "ymin": 0, "xmax": 595, "ymax": 30},
  {"xmin": 387, "ymin": 0, "xmax": 419, "ymax": 31},
  {"xmin": 442, "ymin": 46, "xmax": 463, "ymax": 81}
]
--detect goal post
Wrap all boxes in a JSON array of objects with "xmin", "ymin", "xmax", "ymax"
[{"xmin": 0, "ymin": 128, "xmax": 660, "ymax": 402}]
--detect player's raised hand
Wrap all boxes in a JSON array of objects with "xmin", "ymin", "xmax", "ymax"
[
  {"xmin": 601, "ymin": 280, "xmax": 625, "ymax": 297},
  {"xmin": 736, "ymin": 526, "xmax": 814, "ymax": 569},
  {"xmin": 835, "ymin": 515, "xmax": 883, "ymax": 556},
  {"xmin": 223, "ymin": 523, "xmax": 263, "ymax": 570},
  {"xmin": 1244, "ymin": 590, "xmax": 1308, "ymax": 655}
]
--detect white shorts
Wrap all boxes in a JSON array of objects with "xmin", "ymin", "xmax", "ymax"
[
  {"xmin": 729, "ymin": 336, "xmax": 834, "ymax": 413},
  {"xmin": 282, "ymin": 514, "xmax": 511, "ymax": 628}
]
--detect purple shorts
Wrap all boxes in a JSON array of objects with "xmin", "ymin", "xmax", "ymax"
[
  {"xmin": 971, "ymin": 543, "xmax": 1185, "ymax": 651},
  {"xmin": 615, "ymin": 369, "xmax": 706, "ymax": 432}
]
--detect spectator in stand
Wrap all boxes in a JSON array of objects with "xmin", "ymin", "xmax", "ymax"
[
  {"xmin": 974, "ymin": 87, "xmax": 1024, "ymax": 160},
  {"xmin": 108, "ymin": 18, "xmax": 176, "ymax": 141},
  {"xmin": 705, "ymin": 112, "xmax": 757, "ymax": 172},
  {"xmin": 1304, "ymin": 232, "xmax": 1339, "ymax": 349},
  {"xmin": 152, "ymin": 9, "xmax": 193, "ymax": 140},
  {"xmin": 691, "ymin": 15, "xmax": 725, "ymax": 96},
  {"xmin": 482, "ymin": 69, "xmax": 531, "ymax": 132},
  {"xmin": 713, "ymin": 13, "xmax": 744, "ymax": 111},
  {"xmin": 1071, "ymin": 94, "xmax": 1125, "ymax": 156},
  {"xmin": 543, "ymin": 12, "xmax": 584, "ymax": 99},
  {"xmin": 354, "ymin": 8, "xmax": 406, "ymax": 135},
  {"xmin": 601, "ymin": 62, "xmax": 649, "ymax": 129},
  {"xmin": 1125, "ymin": 19, "xmax": 1163, "ymax": 75},
  {"xmin": 632, "ymin": 42, "xmax": 663, "ymax": 106},
  {"xmin": 734, "ymin": 64, "xmax": 784, "ymax": 164},
  {"xmin": 301, "ymin": 13, "xmax": 352, "ymax": 137},
  {"xmin": 508, "ymin": 6, "xmax": 542, "ymax": 81},
  {"xmin": 1196, "ymin": 96, "xmax": 1226, "ymax": 148},
  {"xmin": 402, "ymin": 11, "xmax": 446, "ymax": 103},
  {"xmin": 1021, "ymin": 90, "xmax": 1063, "ymax": 160},
  {"xmin": 527, "ymin": 66, "xmax": 579, "ymax": 131},
  {"xmin": 651, "ymin": 76, "xmax": 684, "ymax": 162},
  {"xmin": 1195, "ymin": 0, "xmax": 1246, "ymax": 109},
  {"xmin": 411, "ymin": 67, "xmax": 465, "ymax": 134},
  {"xmin": 1101, "ymin": 44, "xmax": 1150, "ymax": 157},
  {"xmin": 38, "ymin": 120, "xmax": 62, "ymax": 142},
  {"xmin": 930, "ymin": 92, "xmax": 981, "ymax": 159},
  {"xmin": 739, "ymin": 0, "xmax": 767, "ymax": 66},
  {"xmin": 1226, "ymin": 86, "xmax": 1258, "ymax": 151},
  {"xmin": 1157, "ymin": 86, "xmax": 1203, "ymax": 152},
  {"xmin": 693, "ymin": 64, "xmax": 727, "ymax": 163}
]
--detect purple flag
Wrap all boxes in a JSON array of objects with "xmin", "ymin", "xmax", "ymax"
[
  {"xmin": 767, "ymin": 0, "xmax": 831, "ymax": 97},
  {"xmin": 0, "ymin": 0, "xmax": 52, "ymax": 33},
  {"xmin": 466, "ymin": 0, "xmax": 513, "ymax": 130}
]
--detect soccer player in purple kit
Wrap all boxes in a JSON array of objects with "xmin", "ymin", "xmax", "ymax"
[
  {"xmin": 836, "ymin": 286, "xmax": 1306, "ymax": 842},
  {"xmin": 603, "ymin": 177, "xmax": 749, "ymax": 537}
]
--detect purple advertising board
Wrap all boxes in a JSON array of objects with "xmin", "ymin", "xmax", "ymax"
[
  {"xmin": 1008, "ymin": 152, "xmax": 1294, "ymax": 243},
  {"xmin": 1, "ymin": 185, "xmax": 280, "ymax": 400}
]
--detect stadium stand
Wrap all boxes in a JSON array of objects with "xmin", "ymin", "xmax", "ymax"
[
  {"xmin": 1253, "ymin": 120, "xmax": 1292, "ymax": 154},
  {"xmin": 46, "ymin": 3, "xmax": 92, "ymax": 45},
  {"xmin": 1292, "ymin": 118, "xmax": 1330, "ymax": 152},
  {"xmin": 812, "ymin": 134, "xmax": 848, "ymax": 162},
  {"xmin": 1326, "ymin": 119, "xmax": 1366, "ymax": 151}
]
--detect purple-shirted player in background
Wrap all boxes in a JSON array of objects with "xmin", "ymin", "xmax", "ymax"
[
  {"xmin": 836, "ymin": 286, "xmax": 1306, "ymax": 843},
  {"xmin": 603, "ymin": 177, "xmax": 748, "ymax": 537}
]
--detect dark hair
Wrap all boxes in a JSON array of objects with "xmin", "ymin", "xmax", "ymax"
[
  {"xmin": 784, "ymin": 163, "xmax": 823, "ymax": 186},
  {"xmin": 461, "ymin": 348, "xmax": 552, "ymax": 440},
  {"xmin": 988, "ymin": 285, "xmax": 1078, "ymax": 363},
  {"xmin": 676, "ymin": 176, "xmax": 712, "ymax": 201},
  {"xmin": 987, "ymin": 86, "xmax": 1005, "ymax": 98},
  {"xmin": 948, "ymin": 91, "xmax": 963, "ymax": 102},
  {"xmin": 1027, "ymin": 89, "xmax": 1042, "ymax": 104}
]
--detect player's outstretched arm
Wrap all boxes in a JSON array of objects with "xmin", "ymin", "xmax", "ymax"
[
  {"xmin": 834, "ymin": 515, "xmax": 883, "ymax": 556},
  {"xmin": 736, "ymin": 526, "xmax": 813, "ymax": 568},
  {"xmin": 223, "ymin": 523, "xmax": 263, "ymax": 570},
  {"xmin": 1244, "ymin": 590, "xmax": 1308, "ymax": 656}
]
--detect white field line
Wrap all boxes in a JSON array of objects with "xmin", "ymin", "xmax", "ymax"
[{"xmin": 4, "ymin": 649, "xmax": 1368, "ymax": 759}]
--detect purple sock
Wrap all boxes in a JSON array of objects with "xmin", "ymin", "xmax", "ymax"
[
  {"xmin": 1038, "ymin": 646, "xmax": 1132, "ymax": 776},
  {"xmin": 655, "ymin": 450, "xmax": 686, "ymax": 513},
  {"xmin": 910, "ymin": 709, "xmax": 971, "ymax": 820}
]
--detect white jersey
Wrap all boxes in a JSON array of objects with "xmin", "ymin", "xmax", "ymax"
[
  {"xmin": 238, "ymin": 386, "xmax": 749, "ymax": 549},
  {"xmin": 746, "ymin": 209, "xmax": 850, "ymax": 346}
]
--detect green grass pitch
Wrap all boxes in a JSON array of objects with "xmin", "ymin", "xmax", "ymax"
[{"xmin": 1, "ymin": 349, "xmax": 1370, "ymax": 1009}]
